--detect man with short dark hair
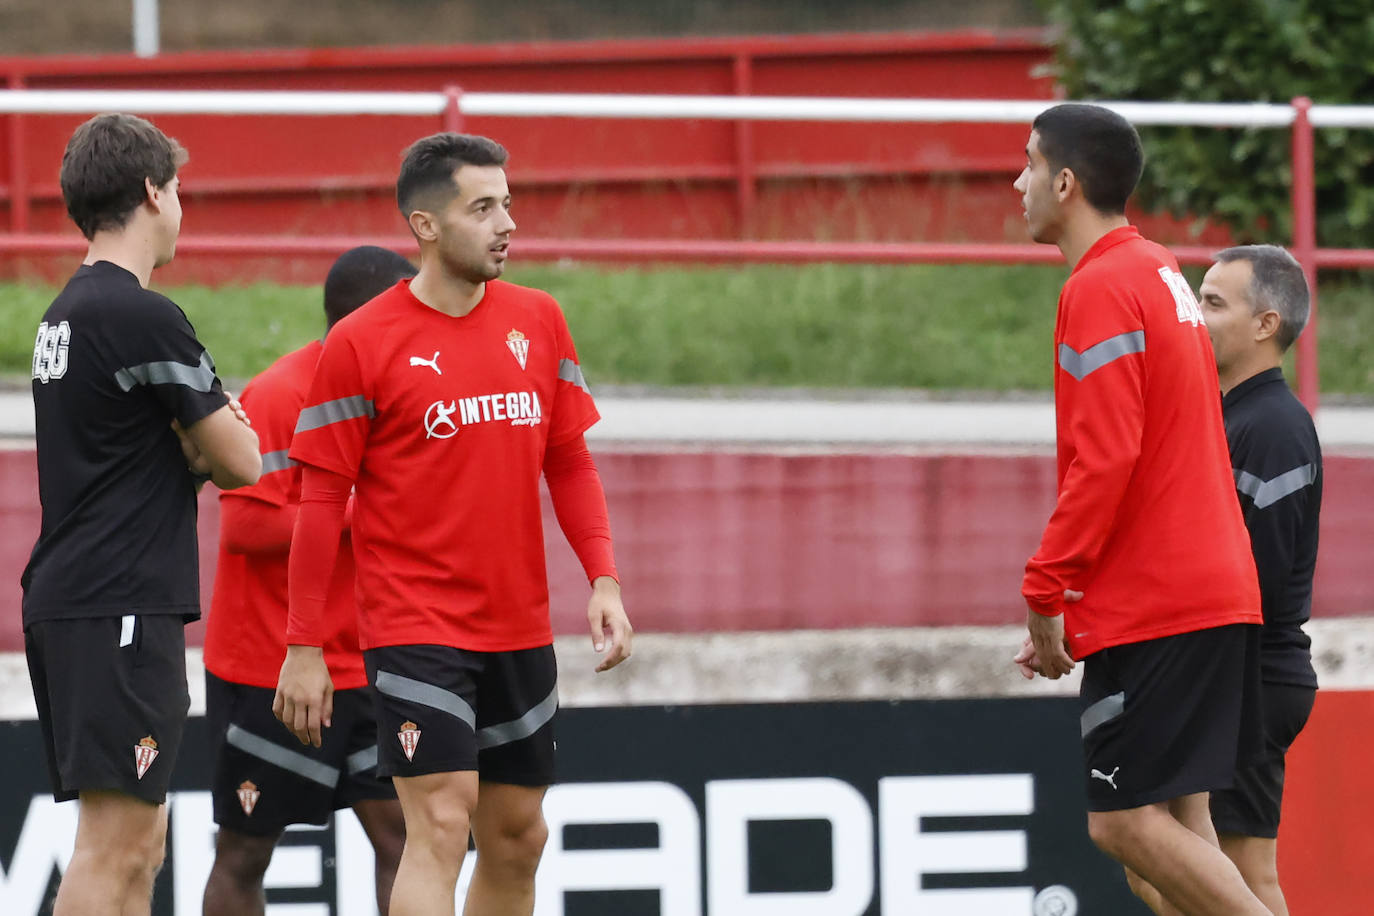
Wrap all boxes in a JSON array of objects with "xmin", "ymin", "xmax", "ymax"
[
  {"xmin": 1200, "ymin": 244, "xmax": 1320, "ymax": 916},
  {"xmin": 1011, "ymin": 103, "xmax": 1270, "ymax": 916},
  {"xmin": 202, "ymin": 246, "xmax": 416, "ymax": 916},
  {"xmin": 274, "ymin": 133, "xmax": 633, "ymax": 915},
  {"xmin": 24, "ymin": 112, "xmax": 261, "ymax": 916}
]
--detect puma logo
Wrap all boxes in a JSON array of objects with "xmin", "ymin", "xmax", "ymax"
[
  {"xmin": 1090, "ymin": 766, "xmax": 1120, "ymax": 790},
  {"xmin": 409, "ymin": 352, "xmax": 441, "ymax": 375}
]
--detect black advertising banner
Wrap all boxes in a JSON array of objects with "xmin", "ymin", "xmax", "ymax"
[{"xmin": 0, "ymin": 699, "xmax": 1146, "ymax": 914}]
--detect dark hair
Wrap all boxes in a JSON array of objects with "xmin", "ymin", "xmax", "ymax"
[
  {"xmin": 59, "ymin": 113, "xmax": 188, "ymax": 241},
  {"xmin": 396, "ymin": 133, "xmax": 509, "ymax": 218},
  {"xmin": 1031, "ymin": 103, "xmax": 1143, "ymax": 215},
  {"xmin": 323, "ymin": 246, "xmax": 417, "ymax": 329},
  {"xmin": 1214, "ymin": 244, "xmax": 1311, "ymax": 352}
]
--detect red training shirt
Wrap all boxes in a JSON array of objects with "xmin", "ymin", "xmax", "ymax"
[
  {"xmin": 205, "ymin": 340, "xmax": 366, "ymax": 689},
  {"xmin": 1023, "ymin": 226, "xmax": 1261, "ymax": 658},
  {"xmin": 288, "ymin": 279, "xmax": 601, "ymax": 652}
]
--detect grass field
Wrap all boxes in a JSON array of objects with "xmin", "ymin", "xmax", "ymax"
[{"xmin": 2, "ymin": 263, "xmax": 1370, "ymax": 394}]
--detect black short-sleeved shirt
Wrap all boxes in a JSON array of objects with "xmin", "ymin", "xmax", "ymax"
[
  {"xmin": 22, "ymin": 261, "xmax": 228, "ymax": 626},
  {"xmin": 1222, "ymin": 368, "xmax": 1321, "ymax": 688}
]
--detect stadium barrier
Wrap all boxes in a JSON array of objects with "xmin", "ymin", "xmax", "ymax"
[
  {"xmin": 0, "ymin": 32, "xmax": 1057, "ymax": 253},
  {"xmin": 3, "ymin": 89, "xmax": 1373, "ymax": 410}
]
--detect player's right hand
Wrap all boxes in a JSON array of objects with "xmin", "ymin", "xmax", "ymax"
[
  {"xmin": 273, "ymin": 645, "xmax": 334, "ymax": 747},
  {"xmin": 1012, "ymin": 636, "xmax": 1041, "ymax": 680}
]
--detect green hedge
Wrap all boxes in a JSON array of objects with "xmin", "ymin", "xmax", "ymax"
[{"xmin": 1041, "ymin": 0, "xmax": 1374, "ymax": 248}]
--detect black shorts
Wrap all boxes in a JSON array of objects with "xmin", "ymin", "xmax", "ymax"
[
  {"xmin": 205, "ymin": 672, "xmax": 396, "ymax": 836},
  {"xmin": 25, "ymin": 615, "xmax": 190, "ymax": 805},
  {"xmin": 365, "ymin": 644, "xmax": 557, "ymax": 785},
  {"xmin": 1210, "ymin": 682, "xmax": 1316, "ymax": 839},
  {"xmin": 1079, "ymin": 623, "xmax": 1263, "ymax": 812}
]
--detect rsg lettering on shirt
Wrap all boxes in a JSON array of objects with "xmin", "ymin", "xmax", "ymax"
[
  {"xmin": 458, "ymin": 390, "xmax": 543, "ymax": 428},
  {"xmin": 31, "ymin": 320, "xmax": 71, "ymax": 384}
]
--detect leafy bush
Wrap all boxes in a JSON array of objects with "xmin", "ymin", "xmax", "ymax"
[{"xmin": 1041, "ymin": 0, "xmax": 1374, "ymax": 247}]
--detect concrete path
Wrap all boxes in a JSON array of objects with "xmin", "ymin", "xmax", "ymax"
[{"xmin": 1, "ymin": 391, "xmax": 1370, "ymax": 449}]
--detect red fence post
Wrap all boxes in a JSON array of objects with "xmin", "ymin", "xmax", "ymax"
[
  {"xmin": 443, "ymin": 84, "xmax": 464, "ymax": 133},
  {"xmin": 732, "ymin": 54, "xmax": 757, "ymax": 239},
  {"xmin": 1290, "ymin": 96, "xmax": 1319, "ymax": 413},
  {"xmin": 6, "ymin": 72, "xmax": 29, "ymax": 234}
]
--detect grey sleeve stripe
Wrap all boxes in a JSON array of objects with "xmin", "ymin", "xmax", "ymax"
[
  {"xmin": 477, "ymin": 687, "xmax": 559, "ymax": 750},
  {"xmin": 1058, "ymin": 330, "xmax": 1146, "ymax": 381},
  {"xmin": 295, "ymin": 395, "xmax": 375, "ymax": 434},
  {"xmin": 1235, "ymin": 464, "xmax": 1317, "ymax": 510},
  {"xmin": 115, "ymin": 349, "xmax": 217, "ymax": 393},
  {"xmin": 225, "ymin": 724, "xmax": 340, "ymax": 788},
  {"xmin": 1080, "ymin": 691, "xmax": 1126, "ymax": 738},
  {"xmin": 260, "ymin": 449, "xmax": 296, "ymax": 475},
  {"xmin": 557, "ymin": 358, "xmax": 591, "ymax": 394},
  {"xmin": 347, "ymin": 745, "xmax": 379, "ymax": 775},
  {"xmin": 375, "ymin": 670, "xmax": 476, "ymax": 730}
]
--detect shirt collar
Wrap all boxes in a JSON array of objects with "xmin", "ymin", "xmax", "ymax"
[
  {"xmin": 1222, "ymin": 367, "xmax": 1287, "ymax": 409},
  {"xmin": 1071, "ymin": 225, "xmax": 1142, "ymax": 275}
]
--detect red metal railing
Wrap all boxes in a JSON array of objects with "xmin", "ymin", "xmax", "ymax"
[{"xmin": 4, "ymin": 88, "xmax": 1371, "ymax": 411}]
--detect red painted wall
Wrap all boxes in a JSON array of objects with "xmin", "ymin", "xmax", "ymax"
[
  {"xmin": 1281, "ymin": 689, "xmax": 1374, "ymax": 914},
  {"xmin": 2, "ymin": 448, "xmax": 1369, "ymax": 651}
]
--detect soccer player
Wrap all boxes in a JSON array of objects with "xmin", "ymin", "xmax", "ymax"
[
  {"xmin": 202, "ymin": 246, "xmax": 418, "ymax": 916},
  {"xmin": 1200, "ymin": 245, "xmax": 1320, "ymax": 916},
  {"xmin": 274, "ymin": 133, "xmax": 632, "ymax": 916},
  {"xmin": 23, "ymin": 112, "xmax": 261, "ymax": 916},
  {"xmin": 1011, "ymin": 103, "xmax": 1271, "ymax": 916}
]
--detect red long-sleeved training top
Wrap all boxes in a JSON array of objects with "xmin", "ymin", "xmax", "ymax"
[{"xmin": 1022, "ymin": 226, "xmax": 1261, "ymax": 659}]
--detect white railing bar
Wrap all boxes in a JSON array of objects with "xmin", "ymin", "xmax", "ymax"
[
  {"xmin": 460, "ymin": 94, "xmax": 1299, "ymax": 127},
  {"xmin": 0, "ymin": 90, "xmax": 448, "ymax": 116},
  {"xmin": 0, "ymin": 90, "xmax": 1316, "ymax": 127},
  {"xmin": 1307, "ymin": 106, "xmax": 1374, "ymax": 128}
]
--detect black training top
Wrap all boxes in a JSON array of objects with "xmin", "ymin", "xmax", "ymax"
[
  {"xmin": 22, "ymin": 261, "xmax": 228, "ymax": 625},
  {"xmin": 1222, "ymin": 367, "xmax": 1321, "ymax": 688}
]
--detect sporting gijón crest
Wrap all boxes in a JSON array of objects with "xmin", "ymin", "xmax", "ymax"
[
  {"xmin": 134, "ymin": 736, "xmax": 159, "ymax": 780},
  {"xmin": 398, "ymin": 721, "xmax": 422, "ymax": 761},
  {"xmin": 238, "ymin": 780, "xmax": 261, "ymax": 816},
  {"xmin": 506, "ymin": 329, "xmax": 529, "ymax": 370}
]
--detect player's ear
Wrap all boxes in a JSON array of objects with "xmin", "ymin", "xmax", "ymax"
[
  {"xmin": 1254, "ymin": 309, "xmax": 1282, "ymax": 344},
  {"xmin": 1055, "ymin": 168, "xmax": 1075, "ymax": 202},
  {"xmin": 143, "ymin": 177, "xmax": 162, "ymax": 212},
  {"xmin": 408, "ymin": 208, "xmax": 439, "ymax": 243}
]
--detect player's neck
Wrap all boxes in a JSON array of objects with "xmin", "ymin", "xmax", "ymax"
[
  {"xmin": 1219, "ymin": 352, "xmax": 1282, "ymax": 397},
  {"xmin": 1057, "ymin": 210, "xmax": 1130, "ymax": 270},
  {"xmin": 409, "ymin": 266, "xmax": 485, "ymax": 318},
  {"xmin": 82, "ymin": 228, "xmax": 159, "ymax": 288}
]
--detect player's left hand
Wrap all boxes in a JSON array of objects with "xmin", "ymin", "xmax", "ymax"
[
  {"xmin": 587, "ymin": 576, "xmax": 632, "ymax": 672},
  {"xmin": 224, "ymin": 391, "xmax": 252, "ymax": 427}
]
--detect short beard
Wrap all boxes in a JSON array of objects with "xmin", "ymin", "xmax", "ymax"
[{"xmin": 441, "ymin": 250, "xmax": 502, "ymax": 285}]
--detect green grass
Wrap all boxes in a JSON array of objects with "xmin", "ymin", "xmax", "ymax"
[{"xmin": 2, "ymin": 263, "xmax": 1371, "ymax": 395}]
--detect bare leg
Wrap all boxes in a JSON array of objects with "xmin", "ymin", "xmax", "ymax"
[
  {"xmin": 389, "ymin": 771, "xmax": 480, "ymax": 916},
  {"xmin": 1121, "ymin": 793, "xmax": 1226, "ymax": 916},
  {"xmin": 202, "ymin": 827, "xmax": 283, "ymax": 916},
  {"xmin": 1124, "ymin": 866, "xmax": 1169, "ymax": 915},
  {"xmin": 1219, "ymin": 833, "xmax": 1287, "ymax": 916},
  {"xmin": 121, "ymin": 803, "xmax": 169, "ymax": 916},
  {"xmin": 463, "ymin": 782, "xmax": 549, "ymax": 916},
  {"xmin": 354, "ymin": 797, "xmax": 408, "ymax": 915},
  {"xmin": 56, "ymin": 791, "xmax": 166, "ymax": 916},
  {"xmin": 1089, "ymin": 801, "xmax": 1270, "ymax": 916}
]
